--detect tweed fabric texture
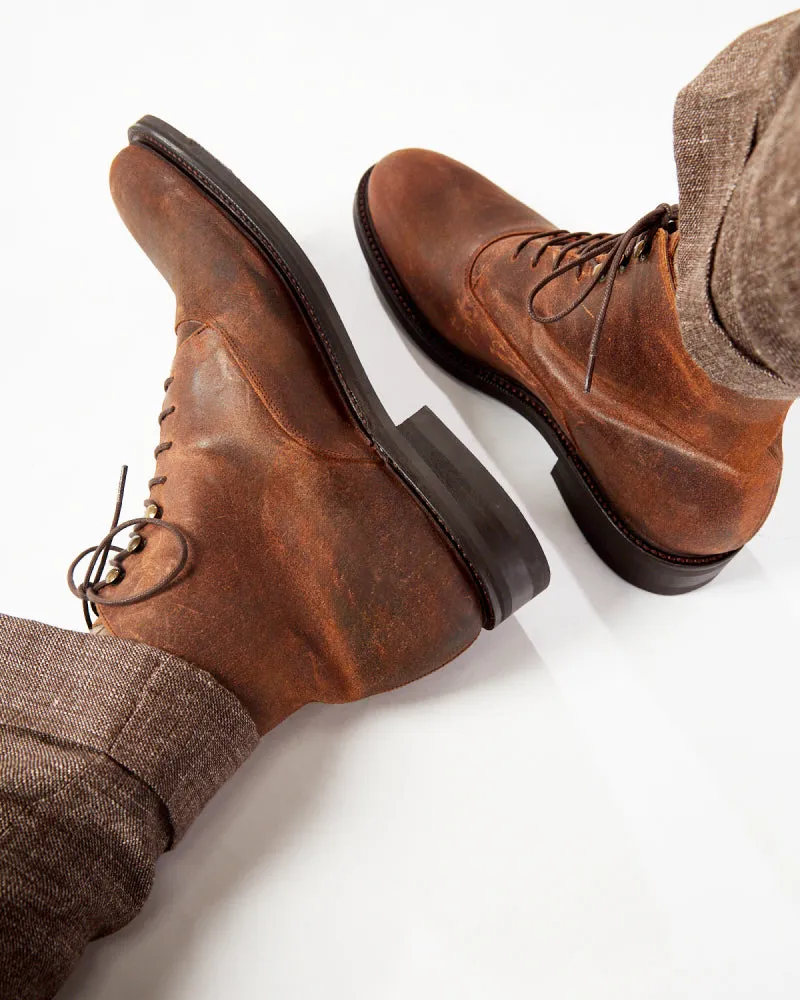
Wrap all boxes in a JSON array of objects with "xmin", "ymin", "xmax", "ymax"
[
  {"xmin": 0, "ymin": 613, "xmax": 258, "ymax": 999},
  {"xmin": 674, "ymin": 11, "xmax": 800, "ymax": 399}
]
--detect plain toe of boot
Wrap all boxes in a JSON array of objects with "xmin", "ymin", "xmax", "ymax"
[{"xmin": 365, "ymin": 149, "xmax": 551, "ymax": 316}]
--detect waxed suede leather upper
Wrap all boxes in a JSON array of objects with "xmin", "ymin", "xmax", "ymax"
[
  {"xmin": 98, "ymin": 144, "xmax": 482, "ymax": 734},
  {"xmin": 366, "ymin": 149, "xmax": 789, "ymax": 557}
]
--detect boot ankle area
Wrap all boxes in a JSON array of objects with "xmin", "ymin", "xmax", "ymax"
[
  {"xmin": 95, "ymin": 332, "xmax": 484, "ymax": 734},
  {"xmin": 99, "ymin": 455, "xmax": 484, "ymax": 734}
]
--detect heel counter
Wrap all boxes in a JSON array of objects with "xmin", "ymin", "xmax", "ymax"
[{"xmin": 570, "ymin": 416, "xmax": 784, "ymax": 557}]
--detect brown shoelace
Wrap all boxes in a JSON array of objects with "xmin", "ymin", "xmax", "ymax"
[
  {"xmin": 515, "ymin": 203, "xmax": 678, "ymax": 392},
  {"xmin": 68, "ymin": 377, "xmax": 188, "ymax": 629}
]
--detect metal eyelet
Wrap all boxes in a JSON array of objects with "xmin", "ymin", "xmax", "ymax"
[
  {"xmin": 592, "ymin": 262, "xmax": 607, "ymax": 283},
  {"xmin": 634, "ymin": 239, "xmax": 648, "ymax": 261},
  {"xmin": 127, "ymin": 534, "xmax": 143, "ymax": 553},
  {"xmin": 105, "ymin": 567, "xmax": 122, "ymax": 585},
  {"xmin": 145, "ymin": 503, "xmax": 160, "ymax": 519}
]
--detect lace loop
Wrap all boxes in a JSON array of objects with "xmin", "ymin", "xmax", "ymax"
[
  {"xmin": 67, "ymin": 465, "xmax": 189, "ymax": 629},
  {"xmin": 521, "ymin": 203, "xmax": 678, "ymax": 391}
]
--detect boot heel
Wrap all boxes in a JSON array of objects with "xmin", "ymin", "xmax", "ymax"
[
  {"xmin": 396, "ymin": 406, "xmax": 550, "ymax": 627},
  {"xmin": 551, "ymin": 456, "xmax": 737, "ymax": 594}
]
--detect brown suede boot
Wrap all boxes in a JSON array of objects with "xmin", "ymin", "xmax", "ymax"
[
  {"xmin": 355, "ymin": 151, "xmax": 791, "ymax": 594},
  {"xmin": 68, "ymin": 119, "xmax": 549, "ymax": 734}
]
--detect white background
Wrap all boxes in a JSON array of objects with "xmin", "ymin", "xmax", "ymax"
[{"xmin": 2, "ymin": 1, "xmax": 799, "ymax": 997}]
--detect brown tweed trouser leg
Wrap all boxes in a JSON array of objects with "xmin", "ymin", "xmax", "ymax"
[
  {"xmin": 2, "ymin": 14, "xmax": 800, "ymax": 1000},
  {"xmin": 675, "ymin": 10, "xmax": 800, "ymax": 400},
  {"xmin": 0, "ymin": 613, "xmax": 258, "ymax": 1000}
]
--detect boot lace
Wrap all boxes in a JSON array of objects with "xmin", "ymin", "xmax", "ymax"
[
  {"xmin": 67, "ymin": 377, "xmax": 189, "ymax": 628},
  {"xmin": 515, "ymin": 203, "xmax": 678, "ymax": 392}
]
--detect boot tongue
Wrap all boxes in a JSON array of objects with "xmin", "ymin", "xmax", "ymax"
[
  {"xmin": 665, "ymin": 229, "xmax": 680, "ymax": 286},
  {"xmin": 667, "ymin": 229, "xmax": 680, "ymax": 263}
]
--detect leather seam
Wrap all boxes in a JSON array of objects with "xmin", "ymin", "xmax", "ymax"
[
  {"xmin": 177, "ymin": 323, "xmax": 380, "ymax": 465},
  {"xmin": 468, "ymin": 232, "xmax": 559, "ymax": 396},
  {"xmin": 174, "ymin": 323, "xmax": 211, "ymax": 348}
]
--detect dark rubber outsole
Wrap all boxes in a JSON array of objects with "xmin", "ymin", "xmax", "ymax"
[
  {"xmin": 128, "ymin": 117, "xmax": 550, "ymax": 627},
  {"xmin": 353, "ymin": 166, "xmax": 739, "ymax": 596}
]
